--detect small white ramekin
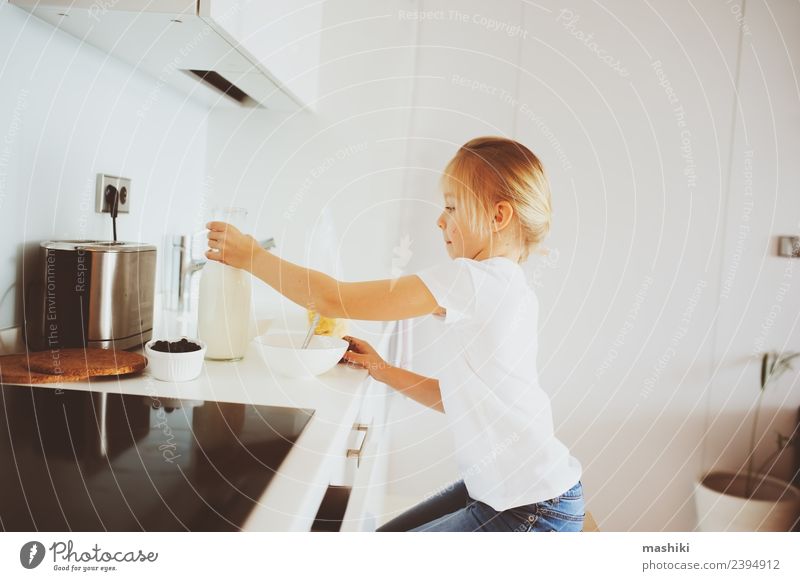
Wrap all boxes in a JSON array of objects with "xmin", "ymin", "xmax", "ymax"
[{"xmin": 144, "ymin": 337, "xmax": 207, "ymax": 382}]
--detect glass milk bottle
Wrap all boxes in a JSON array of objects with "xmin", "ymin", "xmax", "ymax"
[{"xmin": 197, "ymin": 207, "xmax": 252, "ymax": 361}]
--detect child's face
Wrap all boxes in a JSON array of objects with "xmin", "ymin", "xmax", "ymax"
[{"xmin": 436, "ymin": 193, "xmax": 486, "ymax": 259}]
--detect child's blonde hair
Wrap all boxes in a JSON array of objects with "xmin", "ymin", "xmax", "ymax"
[{"xmin": 441, "ymin": 136, "xmax": 552, "ymax": 262}]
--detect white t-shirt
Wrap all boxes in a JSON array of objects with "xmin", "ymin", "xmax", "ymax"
[{"xmin": 415, "ymin": 256, "xmax": 582, "ymax": 511}]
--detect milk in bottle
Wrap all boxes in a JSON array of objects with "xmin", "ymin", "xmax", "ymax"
[{"xmin": 197, "ymin": 207, "xmax": 252, "ymax": 361}]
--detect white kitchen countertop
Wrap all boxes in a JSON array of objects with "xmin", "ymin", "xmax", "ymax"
[{"xmin": 1, "ymin": 315, "xmax": 392, "ymax": 531}]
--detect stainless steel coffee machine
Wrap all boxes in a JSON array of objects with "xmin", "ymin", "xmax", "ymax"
[{"xmin": 28, "ymin": 241, "xmax": 156, "ymax": 350}]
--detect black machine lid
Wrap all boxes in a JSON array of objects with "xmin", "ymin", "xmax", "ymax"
[{"xmin": 0, "ymin": 383, "xmax": 314, "ymax": 531}]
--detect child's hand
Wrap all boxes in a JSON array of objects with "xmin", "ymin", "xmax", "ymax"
[
  {"xmin": 340, "ymin": 336, "xmax": 390, "ymax": 380},
  {"xmin": 205, "ymin": 221, "xmax": 258, "ymax": 270}
]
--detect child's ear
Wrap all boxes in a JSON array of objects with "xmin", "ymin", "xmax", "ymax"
[{"xmin": 493, "ymin": 201, "xmax": 514, "ymax": 231}]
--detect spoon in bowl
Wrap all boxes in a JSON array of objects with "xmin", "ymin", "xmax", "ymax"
[{"xmin": 301, "ymin": 313, "xmax": 321, "ymax": 349}]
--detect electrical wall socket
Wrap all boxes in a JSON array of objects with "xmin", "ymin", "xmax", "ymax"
[
  {"xmin": 95, "ymin": 174, "xmax": 131, "ymax": 214},
  {"xmin": 778, "ymin": 236, "xmax": 800, "ymax": 257}
]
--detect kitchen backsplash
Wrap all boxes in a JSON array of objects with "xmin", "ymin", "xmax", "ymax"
[{"xmin": 0, "ymin": 3, "xmax": 209, "ymax": 331}]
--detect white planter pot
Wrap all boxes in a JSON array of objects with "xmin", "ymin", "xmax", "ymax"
[{"xmin": 694, "ymin": 471, "xmax": 800, "ymax": 531}]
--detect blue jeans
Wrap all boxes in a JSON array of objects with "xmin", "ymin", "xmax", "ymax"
[{"xmin": 377, "ymin": 480, "xmax": 585, "ymax": 532}]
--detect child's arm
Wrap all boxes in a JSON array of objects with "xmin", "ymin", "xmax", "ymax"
[
  {"xmin": 342, "ymin": 336, "xmax": 443, "ymax": 413},
  {"xmin": 205, "ymin": 222, "xmax": 439, "ymax": 322},
  {"xmin": 374, "ymin": 366, "xmax": 444, "ymax": 414}
]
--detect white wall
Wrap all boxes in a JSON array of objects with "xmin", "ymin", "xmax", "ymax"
[
  {"xmin": 205, "ymin": 0, "xmax": 800, "ymax": 531},
  {"xmin": 516, "ymin": 0, "xmax": 741, "ymax": 532},
  {"xmin": 204, "ymin": 0, "xmax": 419, "ymax": 325},
  {"xmin": 388, "ymin": 0, "xmax": 800, "ymax": 531},
  {"xmin": 704, "ymin": 0, "xmax": 800, "ymax": 501},
  {"xmin": 0, "ymin": 3, "xmax": 209, "ymax": 331}
]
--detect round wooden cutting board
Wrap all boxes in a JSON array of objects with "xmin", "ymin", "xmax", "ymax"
[
  {"xmin": 26, "ymin": 348, "xmax": 147, "ymax": 377},
  {"xmin": 0, "ymin": 353, "xmax": 89, "ymax": 384},
  {"xmin": 0, "ymin": 348, "xmax": 147, "ymax": 385}
]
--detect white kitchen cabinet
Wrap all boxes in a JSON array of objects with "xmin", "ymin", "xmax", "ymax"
[
  {"xmin": 337, "ymin": 379, "xmax": 393, "ymax": 531},
  {"xmin": 10, "ymin": 0, "xmax": 321, "ymax": 110},
  {"xmin": 325, "ymin": 321, "xmax": 405, "ymax": 531}
]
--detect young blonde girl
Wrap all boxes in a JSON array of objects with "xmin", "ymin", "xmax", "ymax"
[{"xmin": 206, "ymin": 136, "xmax": 584, "ymax": 532}]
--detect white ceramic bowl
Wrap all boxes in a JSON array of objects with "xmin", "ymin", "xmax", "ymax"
[
  {"xmin": 254, "ymin": 332, "xmax": 348, "ymax": 378},
  {"xmin": 144, "ymin": 337, "xmax": 207, "ymax": 382}
]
